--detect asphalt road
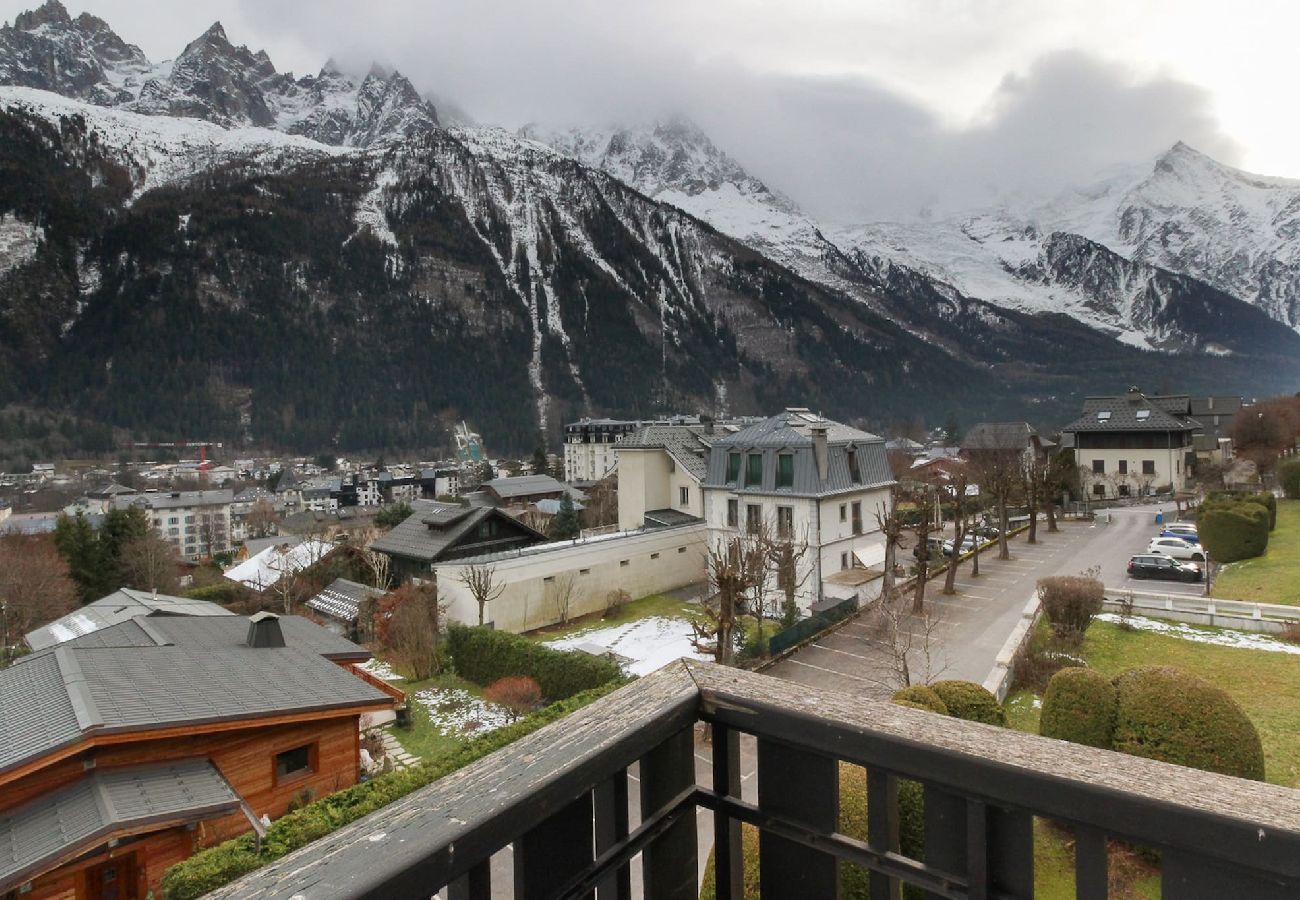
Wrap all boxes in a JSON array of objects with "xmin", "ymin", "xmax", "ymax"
[{"xmin": 1089, "ymin": 502, "xmax": 1209, "ymax": 597}]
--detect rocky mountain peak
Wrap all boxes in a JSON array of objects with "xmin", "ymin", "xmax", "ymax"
[{"xmin": 13, "ymin": 0, "xmax": 70, "ymax": 31}]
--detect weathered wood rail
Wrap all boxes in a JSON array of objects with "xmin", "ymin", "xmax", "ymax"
[{"xmin": 208, "ymin": 661, "xmax": 1300, "ymax": 899}]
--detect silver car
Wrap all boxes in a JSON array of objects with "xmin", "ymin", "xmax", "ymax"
[{"xmin": 1146, "ymin": 536, "xmax": 1206, "ymax": 562}]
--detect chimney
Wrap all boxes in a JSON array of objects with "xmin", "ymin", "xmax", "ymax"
[
  {"xmin": 701, "ymin": 414, "xmax": 714, "ymax": 436},
  {"xmin": 246, "ymin": 611, "xmax": 285, "ymax": 648},
  {"xmin": 811, "ymin": 424, "xmax": 829, "ymax": 480},
  {"xmin": 1126, "ymin": 386, "xmax": 1142, "ymax": 405}
]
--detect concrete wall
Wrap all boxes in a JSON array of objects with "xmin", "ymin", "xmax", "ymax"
[
  {"xmin": 616, "ymin": 449, "xmax": 702, "ymax": 530},
  {"xmin": 434, "ymin": 524, "xmax": 708, "ymax": 633}
]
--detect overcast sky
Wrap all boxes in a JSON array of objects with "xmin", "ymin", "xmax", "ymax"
[{"xmin": 5, "ymin": 0, "xmax": 1291, "ymax": 221}]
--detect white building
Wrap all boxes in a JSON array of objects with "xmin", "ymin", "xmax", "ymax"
[
  {"xmin": 701, "ymin": 409, "xmax": 895, "ymax": 610},
  {"xmin": 615, "ymin": 425, "xmax": 711, "ymax": 530},
  {"xmin": 563, "ymin": 418, "xmax": 646, "ymax": 482},
  {"xmin": 1061, "ymin": 389, "xmax": 1199, "ymax": 498},
  {"xmin": 116, "ymin": 489, "xmax": 235, "ymax": 560}
]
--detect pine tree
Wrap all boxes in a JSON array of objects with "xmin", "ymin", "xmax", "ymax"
[
  {"xmin": 531, "ymin": 432, "xmax": 549, "ymax": 476},
  {"xmin": 548, "ymin": 493, "xmax": 581, "ymax": 540},
  {"xmin": 53, "ymin": 512, "xmax": 111, "ymax": 604}
]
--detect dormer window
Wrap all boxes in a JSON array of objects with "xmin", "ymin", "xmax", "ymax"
[
  {"xmin": 745, "ymin": 453, "xmax": 763, "ymax": 487},
  {"xmin": 726, "ymin": 452, "xmax": 741, "ymax": 483},
  {"xmin": 776, "ymin": 453, "xmax": 794, "ymax": 489},
  {"xmin": 847, "ymin": 448, "xmax": 861, "ymax": 484}
]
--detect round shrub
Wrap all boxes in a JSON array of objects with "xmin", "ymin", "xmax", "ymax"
[
  {"xmin": 1197, "ymin": 503, "xmax": 1269, "ymax": 562},
  {"xmin": 891, "ymin": 685, "xmax": 949, "ymax": 715},
  {"xmin": 1039, "ymin": 667, "xmax": 1116, "ymax": 749},
  {"xmin": 929, "ymin": 680, "xmax": 1006, "ymax": 726},
  {"xmin": 1279, "ymin": 460, "xmax": 1300, "ymax": 500},
  {"xmin": 1112, "ymin": 666, "xmax": 1265, "ymax": 781},
  {"xmin": 1036, "ymin": 575, "xmax": 1105, "ymax": 642}
]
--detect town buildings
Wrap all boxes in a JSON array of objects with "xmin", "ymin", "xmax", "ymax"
[
  {"xmin": 115, "ymin": 489, "xmax": 234, "ymax": 560},
  {"xmin": 370, "ymin": 501, "xmax": 548, "ymax": 583},
  {"xmin": 1061, "ymin": 388, "xmax": 1199, "ymax": 498}
]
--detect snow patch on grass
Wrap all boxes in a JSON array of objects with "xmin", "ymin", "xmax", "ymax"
[
  {"xmin": 546, "ymin": 615, "xmax": 710, "ymax": 676},
  {"xmin": 358, "ymin": 658, "xmax": 404, "ymax": 682},
  {"xmin": 1097, "ymin": 613, "xmax": 1300, "ymax": 655},
  {"xmin": 413, "ymin": 687, "xmax": 514, "ymax": 737}
]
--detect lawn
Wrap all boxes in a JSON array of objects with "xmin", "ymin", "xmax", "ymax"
[
  {"xmin": 1004, "ymin": 616, "xmax": 1300, "ymax": 898},
  {"xmin": 387, "ymin": 671, "xmax": 501, "ymax": 762},
  {"xmin": 524, "ymin": 591, "xmax": 703, "ymax": 642},
  {"xmin": 1212, "ymin": 498, "xmax": 1300, "ymax": 605}
]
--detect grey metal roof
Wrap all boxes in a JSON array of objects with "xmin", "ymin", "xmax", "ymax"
[
  {"xmin": 644, "ymin": 509, "xmax": 704, "ymax": 528},
  {"xmin": 1, "ymin": 616, "xmax": 388, "ymax": 775},
  {"xmin": 703, "ymin": 411, "xmax": 892, "ymax": 497},
  {"xmin": 370, "ymin": 501, "xmax": 547, "ymax": 563},
  {"xmin": 961, "ymin": 422, "xmax": 1037, "ymax": 452},
  {"xmin": 534, "ymin": 498, "xmax": 585, "ymax": 515},
  {"xmin": 619, "ymin": 425, "xmax": 710, "ymax": 480},
  {"xmin": 113, "ymin": 489, "xmax": 233, "ymax": 511},
  {"xmin": 482, "ymin": 474, "xmax": 584, "ymax": 500},
  {"xmin": 1190, "ymin": 396, "xmax": 1243, "ymax": 417},
  {"xmin": 25, "ymin": 588, "xmax": 235, "ymax": 651},
  {"xmin": 1063, "ymin": 393, "xmax": 1199, "ymax": 433},
  {"xmin": 0, "ymin": 759, "xmax": 241, "ymax": 892},
  {"xmin": 306, "ymin": 578, "xmax": 382, "ymax": 623}
]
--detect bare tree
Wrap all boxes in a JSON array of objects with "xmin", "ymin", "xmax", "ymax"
[
  {"xmin": 547, "ymin": 571, "xmax": 581, "ymax": 626},
  {"xmin": 767, "ymin": 526, "xmax": 812, "ymax": 629},
  {"xmin": 912, "ymin": 486, "xmax": 936, "ymax": 613},
  {"xmin": 246, "ymin": 498, "xmax": 279, "ymax": 538},
  {"xmin": 874, "ymin": 497, "xmax": 904, "ymax": 600},
  {"xmin": 967, "ymin": 448, "xmax": 1024, "ymax": 559},
  {"xmin": 706, "ymin": 537, "xmax": 762, "ymax": 664},
  {"xmin": 459, "ymin": 563, "xmax": 504, "ymax": 627},
  {"xmin": 374, "ymin": 582, "xmax": 447, "ymax": 681},
  {"xmin": 864, "ymin": 590, "xmax": 947, "ymax": 689},
  {"xmin": 120, "ymin": 533, "xmax": 181, "ymax": 595},
  {"xmin": 0, "ymin": 534, "xmax": 78, "ymax": 658},
  {"xmin": 942, "ymin": 468, "xmax": 971, "ymax": 595},
  {"xmin": 362, "ymin": 549, "xmax": 391, "ymax": 591},
  {"xmin": 1023, "ymin": 456, "xmax": 1042, "ymax": 544},
  {"xmin": 582, "ymin": 476, "xmax": 619, "ymax": 529}
]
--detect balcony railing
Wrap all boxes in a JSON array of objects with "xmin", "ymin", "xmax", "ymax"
[{"xmin": 209, "ymin": 661, "xmax": 1300, "ymax": 899}]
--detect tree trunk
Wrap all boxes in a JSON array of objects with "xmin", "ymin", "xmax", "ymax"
[
  {"xmin": 1046, "ymin": 495, "xmax": 1058, "ymax": 532},
  {"xmin": 997, "ymin": 496, "xmax": 1010, "ymax": 559},
  {"xmin": 881, "ymin": 537, "xmax": 896, "ymax": 599},
  {"xmin": 477, "ymin": 600, "xmax": 485, "ymax": 626},
  {"xmin": 970, "ymin": 513, "xmax": 981, "ymax": 576},
  {"xmin": 913, "ymin": 558, "xmax": 928, "ymax": 612},
  {"xmin": 942, "ymin": 518, "xmax": 962, "ymax": 595},
  {"xmin": 1027, "ymin": 478, "xmax": 1039, "ymax": 544}
]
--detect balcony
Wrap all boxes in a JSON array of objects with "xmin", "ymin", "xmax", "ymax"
[{"xmin": 209, "ymin": 661, "xmax": 1299, "ymax": 899}]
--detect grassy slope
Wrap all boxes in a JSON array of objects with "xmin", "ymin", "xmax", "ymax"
[
  {"xmin": 524, "ymin": 592, "xmax": 703, "ymax": 642},
  {"xmin": 1212, "ymin": 499, "xmax": 1300, "ymax": 605}
]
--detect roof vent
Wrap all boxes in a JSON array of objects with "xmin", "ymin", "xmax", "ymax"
[{"xmin": 246, "ymin": 611, "xmax": 286, "ymax": 648}]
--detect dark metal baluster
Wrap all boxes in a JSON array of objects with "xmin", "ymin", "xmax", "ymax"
[
  {"xmin": 593, "ymin": 771, "xmax": 631, "ymax": 900},
  {"xmin": 447, "ymin": 860, "xmax": 491, "ymax": 900},
  {"xmin": 923, "ymin": 785, "xmax": 966, "ymax": 900},
  {"xmin": 987, "ymin": 806, "xmax": 1034, "ymax": 897},
  {"xmin": 757, "ymin": 738, "xmax": 839, "ymax": 898},
  {"xmin": 640, "ymin": 726, "xmax": 698, "ymax": 900},
  {"xmin": 965, "ymin": 801, "xmax": 988, "ymax": 900},
  {"xmin": 1162, "ymin": 851, "xmax": 1296, "ymax": 900},
  {"xmin": 711, "ymin": 723, "xmax": 744, "ymax": 900},
  {"xmin": 1074, "ymin": 825, "xmax": 1108, "ymax": 900},
  {"xmin": 514, "ymin": 792, "xmax": 595, "ymax": 899},
  {"xmin": 867, "ymin": 769, "xmax": 902, "ymax": 900}
]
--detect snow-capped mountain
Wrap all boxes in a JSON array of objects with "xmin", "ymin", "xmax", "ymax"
[{"xmin": 0, "ymin": 0, "xmax": 438, "ymax": 146}]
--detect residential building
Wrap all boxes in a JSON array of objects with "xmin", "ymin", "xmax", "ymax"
[
  {"xmin": 960, "ymin": 421, "xmax": 1052, "ymax": 467},
  {"xmin": 419, "ymin": 467, "xmax": 461, "ymax": 499},
  {"xmin": 616, "ymin": 424, "xmax": 711, "ymax": 530},
  {"xmin": 224, "ymin": 539, "xmax": 335, "ymax": 593},
  {"xmin": 0, "ymin": 612, "xmax": 396, "ymax": 899},
  {"xmin": 563, "ymin": 417, "xmax": 657, "ymax": 481},
  {"xmin": 116, "ymin": 489, "xmax": 234, "ymax": 560},
  {"xmin": 24, "ymin": 587, "xmax": 235, "ymax": 652},
  {"xmin": 302, "ymin": 477, "xmax": 342, "ymax": 514},
  {"xmin": 1190, "ymin": 395, "xmax": 1244, "ymax": 442},
  {"xmin": 701, "ymin": 409, "xmax": 895, "ymax": 609},
  {"xmin": 1060, "ymin": 388, "xmax": 1199, "ymax": 498},
  {"xmin": 480, "ymin": 474, "xmax": 585, "ymax": 510},
  {"xmin": 370, "ymin": 500, "xmax": 548, "ymax": 583},
  {"xmin": 306, "ymin": 577, "xmax": 385, "ymax": 641}
]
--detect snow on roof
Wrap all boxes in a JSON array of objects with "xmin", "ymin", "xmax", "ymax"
[{"xmin": 224, "ymin": 539, "xmax": 333, "ymax": 591}]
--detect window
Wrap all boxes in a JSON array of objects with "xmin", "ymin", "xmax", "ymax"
[
  {"xmin": 1093, "ymin": 483, "xmax": 1106, "ymax": 496},
  {"xmin": 679, "ymin": 486, "xmax": 690, "ymax": 506},
  {"xmin": 840, "ymin": 552, "xmax": 849, "ymax": 570},
  {"xmin": 1118, "ymin": 484, "xmax": 1130, "ymax": 497},
  {"xmin": 1118, "ymin": 460, "xmax": 1128, "ymax": 475},
  {"xmin": 620, "ymin": 559, "xmax": 629, "ymax": 568},
  {"xmin": 727, "ymin": 498, "xmax": 739, "ymax": 528},
  {"xmin": 579, "ymin": 568, "xmax": 590, "ymax": 575},
  {"xmin": 275, "ymin": 744, "xmax": 314, "ymax": 782},
  {"xmin": 1096, "ymin": 410, "xmax": 1112, "ymax": 421},
  {"xmin": 168, "ymin": 517, "xmax": 179, "ymax": 525},
  {"xmin": 839, "ymin": 503, "xmax": 847, "ymax": 522},
  {"xmin": 847, "ymin": 449, "xmax": 861, "ymax": 483},
  {"xmin": 745, "ymin": 453, "xmax": 763, "ymax": 487},
  {"xmin": 851, "ymin": 501, "xmax": 862, "ymax": 536},
  {"xmin": 777, "ymin": 506, "xmax": 793, "ymax": 538},
  {"xmin": 650, "ymin": 552, "xmax": 659, "ymax": 560},
  {"xmin": 478, "ymin": 518, "xmax": 500, "ymax": 540},
  {"xmin": 1142, "ymin": 460, "xmax": 1156, "ymax": 475},
  {"xmin": 544, "ymin": 576, "xmax": 555, "ymax": 583},
  {"xmin": 726, "ymin": 452, "xmax": 741, "ymax": 483},
  {"xmin": 678, "ymin": 547, "xmax": 687, "ymax": 554},
  {"xmin": 1135, "ymin": 409, "xmax": 1151, "ymax": 421},
  {"xmin": 746, "ymin": 504, "xmax": 762, "ymax": 535},
  {"xmin": 1092, "ymin": 459, "xmax": 1105, "ymax": 474},
  {"xmin": 776, "ymin": 453, "xmax": 794, "ymax": 488}
]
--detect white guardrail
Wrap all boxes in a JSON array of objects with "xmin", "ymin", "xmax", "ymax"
[{"xmin": 1102, "ymin": 588, "xmax": 1300, "ymax": 634}]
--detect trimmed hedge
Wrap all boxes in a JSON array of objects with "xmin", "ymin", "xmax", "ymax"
[
  {"xmin": 891, "ymin": 684, "xmax": 949, "ymax": 715},
  {"xmin": 1039, "ymin": 667, "xmax": 1116, "ymax": 749},
  {"xmin": 447, "ymin": 624, "xmax": 624, "ymax": 701},
  {"xmin": 1112, "ymin": 666, "xmax": 1265, "ymax": 781},
  {"xmin": 1197, "ymin": 502, "xmax": 1269, "ymax": 562},
  {"xmin": 928, "ymin": 680, "xmax": 1006, "ymax": 726},
  {"xmin": 1280, "ymin": 460, "xmax": 1300, "ymax": 500},
  {"xmin": 161, "ymin": 682, "xmax": 624, "ymax": 900},
  {"xmin": 182, "ymin": 580, "xmax": 248, "ymax": 604}
]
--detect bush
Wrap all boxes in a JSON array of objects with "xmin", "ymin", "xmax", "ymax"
[
  {"xmin": 1111, "ymin": 666, "xmax": 1265, "ymax": 781},
  {"xmin": 446, "ymin": 625, "xmax": 624, "ymax": 701},
  {"xmin": 928, "ymin": 680, "xmax": 1006, "ymax": 726},
  {"xmin": 1039, "ymin": 667, "xmax": 1116, "ymax": 749},
  {"xmin": 1036, "ymin": 576, "xmax": 1105, "ymax": 643},
  {"xmin": 161, "ymin": 682, "xmax": 625, "ymax": 899},
  {"xmin": 891, "ymin": 685, "xmax": 948, "ymax": 714},
  {"xmin": 1279, "ymin": 460, "xmax": 1300, "ymax": 499},
  {"xmin": 1197, "ymin": 503, "xmax": 1269, "ymax": 562},
  {"xmin": 483, "ymin": 675, "xmax": 542, "ymax": 720}
]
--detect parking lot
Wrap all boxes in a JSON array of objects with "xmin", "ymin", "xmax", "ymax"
[{"xmin": 1092, "ymin": 504, "xmax": 1209, "ymax": 597}]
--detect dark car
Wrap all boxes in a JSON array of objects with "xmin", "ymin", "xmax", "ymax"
[
  {"xmin": 913, "ymin": 537, "xmax": 947, "ymax": 559},
  {"xmin": 1127, "ymin": 554, "xmax": 1202, "ymax": 583},
  {"xmin": 973, "ymin": 524, "xmax": 1001, "ymax": 540}
]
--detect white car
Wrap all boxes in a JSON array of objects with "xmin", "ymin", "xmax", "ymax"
[{"xmin": 1147, "ymin": 536, "xmax": 1206, "ymax": 562}]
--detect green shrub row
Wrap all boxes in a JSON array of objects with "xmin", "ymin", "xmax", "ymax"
[
  {"xmin": 1197, "ymin": 494, "xmax": 1271, "ymax": 562},
  {"xmin": 1039, "ymin": 665, "xmax": 1264, "ymax": 781},
  {"xmin": 160, "ymin": 682, "xmax": 624, "ymax": 900},
  {"xmin": 1279, "ymin": 460, "xmax": 1300, "ymax": 500},
  {"xmin": 447, "ymin": 624, "xmax": 625, "ymax": 701}
]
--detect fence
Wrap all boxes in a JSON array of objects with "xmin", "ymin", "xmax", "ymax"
[
  {"xmin": 1103, "ymin": 588, "xmax": 1299, "ymax": 635},
  {"xmin": 767, "ymin": 594, "xmax": 859, "ymax": 656}
]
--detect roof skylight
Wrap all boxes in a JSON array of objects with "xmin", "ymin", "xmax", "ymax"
[
  {"xmin": 1097, "ymin": 411, "xmax": 1112, "ymax": 421},
  {"xmin": 1135, "ymin": 409, "xmax": 1151, "ymax": 420}
]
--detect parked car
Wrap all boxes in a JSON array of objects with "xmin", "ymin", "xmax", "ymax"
[
  {"xmin": 1128, "ymin": 553, "xmax": 1202, "ymax": 582},
  {"xmin": 1160, "ymin": 523, "xmax": 1199, "ymax": 543},
  {"xmin": 913, "ymin": 537, "xmax": 947, "ymax": 559},
  {"xmin": 1147, "ymin": 536, "xmax": 1206, "ymax": 562},
  {"xmin": 942, "ymin": 535, "xmax": 981, "ymax": 557},
  {"xmin": 973, "ymin": 524, "xmax": 1001, "ymax": 540}
]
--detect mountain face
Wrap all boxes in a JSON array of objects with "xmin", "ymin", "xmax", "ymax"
[
  {"xmin": 0, "ymin": 3, "xmax": 1298, "ymax": 456},
  {"xmin": 0, "ymin": 1, "xmax": 438, "ymax": 146}
]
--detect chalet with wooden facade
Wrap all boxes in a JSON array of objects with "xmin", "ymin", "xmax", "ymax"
[
  {"xmin": 0, "ymin": 612, "xmax": 398, "ymax": 899},
  {"xmin": 370, "ymin": 500, "xmax": 548, "ymax": 582}
]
